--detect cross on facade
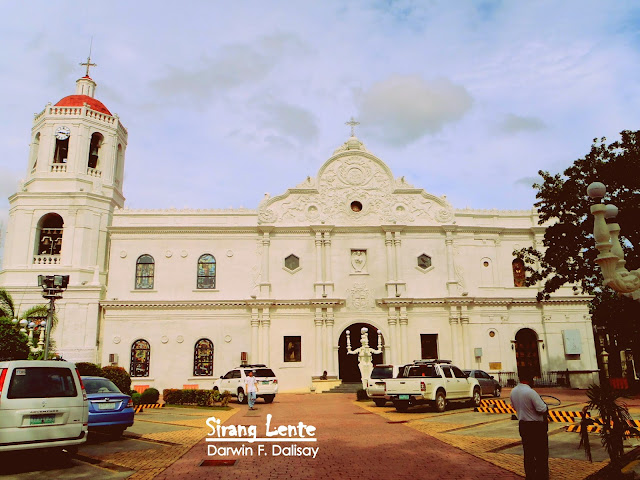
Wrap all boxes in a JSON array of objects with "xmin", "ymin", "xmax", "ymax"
[{"xmin": 345, "ymin": 116, "xmax": 360, "ymax": 137}]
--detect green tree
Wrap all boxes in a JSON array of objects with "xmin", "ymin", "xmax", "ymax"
[
  {"xmin": 516, "ymin": 130, "xmax": 639, "ymax": 299},
  {"xmin": 0, "ymin": 317, "xmax": 30, "ymax": 361}
]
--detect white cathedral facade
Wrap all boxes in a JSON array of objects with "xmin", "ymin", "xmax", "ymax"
[{"xmin": 0, "ymin": 72, "xmax": 599, "ymax": 392}]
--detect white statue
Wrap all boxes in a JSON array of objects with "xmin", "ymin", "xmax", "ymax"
[{"xmin": 346, "ymin": 327, "xmax": 383, "ymax": 388}]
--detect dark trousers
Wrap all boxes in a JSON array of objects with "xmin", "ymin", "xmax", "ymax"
[{"xmin": 519, "ymin": 420, "xmax": 549, "ymax": 480}]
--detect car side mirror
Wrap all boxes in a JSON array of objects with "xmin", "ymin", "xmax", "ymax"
[{"xmin": 490, "ymin": 376, "xmax": 495, "ymax": 379}]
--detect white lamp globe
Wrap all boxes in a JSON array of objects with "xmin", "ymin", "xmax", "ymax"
[
  {"xmin": 604, "ymin": 204, "xmax": 619, "ymax": 219},
  {"xmin": 587, "ymin": 182, "xmax": 606, "ymax": 199}
]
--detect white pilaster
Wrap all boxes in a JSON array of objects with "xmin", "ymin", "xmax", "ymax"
[
  {"xmin": 251, "ymin": 308, "xmax": 260, "ymax": 364},
  {"xmin": 326, "ymin": 307, "xmax": 335, "ymax": 375},
  {"xmin": 388, "ymin": 307, "xmax": 398, "ymax": 364},
  {"xmin": 261, "ymin": 307, "xmax": 271, "ymax": 365},
  {"xmin": 315, "ymin": 308, "xmax": 324, "ymax": 375},
  {"xmin": 399, "ymin": 306, "xmax": 408, "ymax": 364}
]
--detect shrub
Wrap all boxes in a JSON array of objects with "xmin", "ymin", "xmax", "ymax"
[
  {"xmin": 356, "ymin": 388, "xmax": 369, "ymax": 401},
  {"xmin": 131, "ymin": 392, "xmax": 142, "ymax": 406},
  {"xmin": 0, "ymin": 317, "xmax": 30, "ymax": 361},
  {"xmin": 162, "ymin": 388, "xmax": 229, "ymax": 407},
  {"xmin": 102, "ymin": 366, "xmax": 131, "ymax": 394},
  {"xmin": 140, "ymin": 387, "xmax": 160, "ymax": 404},
  {"xmin": 76, "ymin": 362, "xmax": 104, "ymax": 377}
]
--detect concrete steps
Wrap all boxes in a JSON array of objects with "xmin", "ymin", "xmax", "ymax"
[{"xmin": 325, "ymin": 382, "xmax": 363, "ymax": 393}]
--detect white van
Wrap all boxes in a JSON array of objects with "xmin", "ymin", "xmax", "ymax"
[{"xmin": 0, "ymin": 360, "xmax": 88, "ymax": 454}]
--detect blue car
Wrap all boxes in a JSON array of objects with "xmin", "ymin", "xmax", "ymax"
[{"xmin": 82, "ymin": 376, "xmax": 134, "ymax": 436}]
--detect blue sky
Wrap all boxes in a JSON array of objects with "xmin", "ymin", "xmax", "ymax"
[{"xmin": 1, "ymin": 1, "xmax": 640, "ymax": 237}]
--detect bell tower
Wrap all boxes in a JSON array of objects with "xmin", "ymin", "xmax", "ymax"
[{"xmin": 0, "ymin": 60, "xmax": 128, "ymax": 362}]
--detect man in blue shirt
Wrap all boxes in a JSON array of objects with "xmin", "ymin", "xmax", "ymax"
[{"xmin": 510, "ymin": 372, "xmax": 549, "ymax": 480}]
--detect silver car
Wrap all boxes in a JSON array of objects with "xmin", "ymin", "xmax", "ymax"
[
  {"xmin": 366, "ymin": 364, "xmax": 400, "ymax": 407},
  {"xmin": 464, "ymin": 369, "xmax": 501, "ymax": 397}
]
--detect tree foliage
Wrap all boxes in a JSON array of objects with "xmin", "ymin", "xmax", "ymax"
[
  {"xmin": 0, "ymin": 317, "xmax": 30, "ymax": 361},
  {"xmin": 515, "ymin": 130, "xmax": 640, "ymax": 300}
]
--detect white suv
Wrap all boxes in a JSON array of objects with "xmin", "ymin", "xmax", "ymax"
[
  {"xmin": 213, "ymin": 365, "xmax": 278, "ymax": 404},
  {"xmin": 0, "ymin": 360, "xmax": 88, "ymax": 454},
  {"xmin": 366, "ymin": 365, "xmax": 401, "ymax": 407}
]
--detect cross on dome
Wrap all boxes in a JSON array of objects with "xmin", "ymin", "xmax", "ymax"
[
  {"xmin": 345, "ymin": 116, "xmax": 360, "ymax": 137},
  {"xmin": 80, "ymin": 39, "xmax": 97, "ymax": 77}
]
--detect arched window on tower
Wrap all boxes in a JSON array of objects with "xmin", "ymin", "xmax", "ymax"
[
  {"xmin": 194, "ymin": 339, "xmax": 214, "ymax": 376},
  {"xmin": 30, "ymin": 132, "xmax": 40, "ymax": 171},
  {"xmin": 197, "ymin": 254, "xmax": 216, "ymax": 289},
  {"xmin": 36, "ymin": 213, "xmax": 64, "ymax": 257},
  {"xmin": 115, "ymin": 144, "xmax": 123, "ymax": 186},
  {"xmin": 88, "ymin": 132, "xmax": 103, "ymax": 170},
  {"xmin": 130, "ymin": 339, "xmax": 150, "ymax": 377},
  {"xmin": 54, "ymin": 136, "xmax": 69, "ymax": 164},
  {"xmin": 135, "ymin": 255, "xmax": 155, "ymax": 289},
  {"xmin": 513, "ymin": 258, "xmax": 526, "ymax": 287}
]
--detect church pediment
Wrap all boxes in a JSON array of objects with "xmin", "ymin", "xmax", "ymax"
[{"xmin": 258, "ymin": 138, "xmax": 453, "ymax": 226}]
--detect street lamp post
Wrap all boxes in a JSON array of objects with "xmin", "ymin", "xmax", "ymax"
[
  {"xmin": 37, "ymin": 275, "xmax": 69, "ymax": 360},
  {"xmin": 587, "ymin": 182, "xmax": 640, "ymax": 294}
]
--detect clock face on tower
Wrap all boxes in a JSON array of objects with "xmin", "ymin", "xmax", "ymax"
[{"xmin": 55, "ymin": 126, "xmax": 70, "ymax": 140}]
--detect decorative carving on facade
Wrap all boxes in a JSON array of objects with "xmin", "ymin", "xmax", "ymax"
[
  {"xmin": 351, "ymin": 250, "xmax": 367, "ymax": 273},
  {"xmin": 257, "ymin": 149, "xmax": 453, "ymax": 226},
  {"xmin": 348, "ymin": 283, "xmax": 371, "ymax": 310}
]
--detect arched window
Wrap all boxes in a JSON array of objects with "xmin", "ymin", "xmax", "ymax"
[
  {"xmin": 197, "ymin": 254, "xmax": 216, "ymax": 289},
  {"xmin": 88, "ymin": 132, "xmax": 104, "ymax": 170},
  {"xmin": 135, "ymin": 255, "xmax": 155, "ymax": 289},
  {"xmin": 512, "ymin": 258, "xmax": 526, "ymax": 287},
  {"xmin": 194, "ymin": 338, "xmax": 214, "ymax": 376},
  {"xmin": 36, "ymin": 213, "xmax": 64, "ymax": 256},
  {"xmin": 30, "ymin": 132, "xmax": 40, "ymax": 170},
  {"xmin": 130, "ymin": 339, "xmax": 150, "ymax": 377},
  {"xmin": 54, "ymin": 132, "xmax": 69, "ymax": 164}
]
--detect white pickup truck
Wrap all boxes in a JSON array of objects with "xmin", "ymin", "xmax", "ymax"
[{"xmin": 383, "ymin": 360, "xmax": 481, "ymax": 412}]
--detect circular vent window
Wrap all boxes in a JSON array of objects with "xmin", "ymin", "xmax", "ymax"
[{"xmin": 351, "ymin": 201, "xmax": 363, "ymax": 212}]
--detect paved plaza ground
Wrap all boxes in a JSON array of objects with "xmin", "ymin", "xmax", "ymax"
[{"xmin": 3, "ymin": 389, "xmax": 640, "ymax": 479}]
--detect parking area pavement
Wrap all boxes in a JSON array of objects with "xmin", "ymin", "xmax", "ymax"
[{"xmin": 3, "ymin": 389, "xmax": 640, "ymax": 479}]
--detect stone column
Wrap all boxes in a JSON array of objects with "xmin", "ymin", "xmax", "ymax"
[
  {"xmin": 261, "ymin": 308, "xmax": 271, "ymax": 365},
  {"xmin": 315, "ymin": 232, "xmax": 323, "ymax": 290},
  {"xmin": 460, "ymin": 306, "xmax": 471, "ymax": 368},
  {"xmin": 394, "ymin": 234, "xmax": 403, "ymax": 285},
  {"xmin": 260, "ymin": 231, "xmax": 272, "ymax": 297},
  {"xmin": 315, "ymin": 308, "xmax": 324, "ymax": 375},
  {"xmin": 388, "ymin": 307, "xmax": 399, "ymax": 364},
  {"xmin": 326, "ymin": 308, "xmax": 336, "ymax": 376},
  {"xmin": 449, "ymin": 307, "xmax": 461, "ymax": 363},
  {"xmin": 385, "ymin": 231, "xmax": 395, "ymax": 282},
  {"xmin": 251, "ymin": 308, "xmax": 260, "ymax": 364},
  {"xmin": 324, "ymin": 235, "xmax": 333, "ymax": 296},
  {"xmin": 399, "ymin": 306, "xmax": 409, "ymax": 364},
  {"xmin": 445, "ymin": 230, "xmax": 457, "ymax": 295}
]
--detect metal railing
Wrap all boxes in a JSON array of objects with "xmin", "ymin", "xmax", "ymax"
[{"xmin": 494, "ymin": 370, "xmax": 570, "ymax": 388}]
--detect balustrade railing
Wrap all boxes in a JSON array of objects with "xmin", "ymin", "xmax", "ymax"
[
  {"xmin": 50, "ymin": 164, "xmax": 67, "ymax": 173},
  {"xmin": 494, "ymin": 370, "xmax": 570, "ymax": 388},
  {"xmin": 33, "ymin": 255, "xmax": 61, "ymax": 265},
  {"xmin": 86, "ymin": 167, "xmax": 102, "ymax": 177}
]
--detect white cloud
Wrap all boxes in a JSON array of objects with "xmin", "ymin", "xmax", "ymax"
[{"xmin": 358, "ymin": 75, "xmax": 473, "ymax": 146}]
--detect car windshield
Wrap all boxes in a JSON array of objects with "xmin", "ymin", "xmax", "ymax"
[
  {"xmin": 83, "ymin": 377, "xmax": 122, "ymax": 394},
  {"xmin": 248, "ymin": 368, "xmax": 276, "ymax": 378},
  {"xmin": 7, "ymin": 367, "xmax": 77, "ymax": 398},
  {"xmin": 371, "ymin": 366, "xmax": 393, "ymax": 379},
  {"xmin": 407, "ymin": 365, "xmax": 439, "ymax": 378}
]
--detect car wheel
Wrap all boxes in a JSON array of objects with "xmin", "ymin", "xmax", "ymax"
[
  {"xmin": 263, "ymin": 395, "xmax": 275, "ymax": 404},
  {"xmin": 434, "ymin": 391, "xmax": 446, "ymax": 412},
  {"xmin": 237, "ymin": 389, "xmax": 246, "ymax": 404},
  {"xmin": 373, "ymin": 399, "xmax": 386, "ymax": 407},
  {"xmin": 394, "ymin": 400, "xmax": 409, "ymax": 412},
  {"xmin": 494, "ymin": 386, "xmax": 501, "ymax": 397},
  {"xmin": 470, "ymin": 388, "xmax": 481, "ymax": 407}
]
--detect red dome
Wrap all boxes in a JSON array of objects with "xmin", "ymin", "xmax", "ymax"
[{"xmin": 54, "ymin": 95, "xmax": 112, "ymax": 115}]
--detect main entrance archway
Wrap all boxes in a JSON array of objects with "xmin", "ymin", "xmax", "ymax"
[
  {"xmin": 338, "ymin": 323, "xmax": 384, "ymax": 382},
  {"xmin": 515, "ymin": 328, "xmax": 542, "ymax": 380}
]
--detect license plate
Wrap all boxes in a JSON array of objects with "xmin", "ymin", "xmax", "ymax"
[
  {"xmin": 262, "ymin": 381, "xmax": 269, "ymax": 385},
  {"xmin": 399, "ymin": 395, "xmax": 410, "ymax": 400},
  {"xmin": 30, "ymin": 414, "xmax": 55, "ymax": 425},
  {"xmin": 98, "ymin": 402, "xmax": 116, "ymax": 410}
]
